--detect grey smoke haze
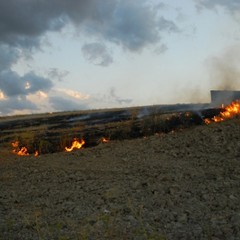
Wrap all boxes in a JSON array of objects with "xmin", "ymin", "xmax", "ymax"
[
  {"xmin": 207, "ymin": 46, "xmax": 240, "ymax": 90},
  {"xmin": 49, "ymin": 96, "xmax": 88, "ymax": 111},
  {"xmin": 109, "ymin": 87, "xmax": 132, "ymax": 105}
]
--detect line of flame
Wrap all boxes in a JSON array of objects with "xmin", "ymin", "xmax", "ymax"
[
  {"xmin": 65, "ymin": 139, "xmax": 85, "ymax": 152},
  {"xmin": 205, "ymin": 100, "xmax": 240, "ymax": 124}
]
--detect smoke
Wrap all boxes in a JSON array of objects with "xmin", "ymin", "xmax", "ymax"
[
  {"xmin": 49, "ymin": 96, "xmax": 88, "ymax": 111},
  {"xmin": 109, "ymin": 87, "xmax": 132, "ymax": 105},
  {"xmin": 207, "ymin": 46, "xmax": 240, "ymax": 90}
]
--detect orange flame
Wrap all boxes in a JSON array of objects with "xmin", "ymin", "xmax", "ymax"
[
  {"xmin": 13, "ymin": 146, "xmax": 29, "ymax": 156},
  {"xmin": 65, "ymin": 138, "xmax": 85, "ymax": 152},
  {"xmin": 101, "ymin": 137, "xmax": 110, "ymax": 143},
  {"xmin": 205, "ymin": 100, "xmax": 240, "ymax": 124},
  {"xmin": 11, "ymin": 141, "xmax": 38, "ymax": 156},
  {"xmin": 18, "ymin": 147, "xmax": 29, "ymax": 156}
]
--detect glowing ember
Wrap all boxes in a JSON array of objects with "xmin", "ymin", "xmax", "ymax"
[
  {"xmin": 205, "ymin": 100, "xmax": 240, "ymax": 124},
  {"xmin": 101, "ymin": 137, "xmax": 110, "ymax": 143},
  {"xmin": 65, "ymin": 138, "xmax": 85, "ymax": 152},
  {"xmin": 11, "ymin": 141, "xmax": 19, "ymax": 148}
]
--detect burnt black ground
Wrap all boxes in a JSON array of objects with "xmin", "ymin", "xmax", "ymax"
[{"xmin": 1, "ymin": 119, "xmax": 240, "ymax": 239}]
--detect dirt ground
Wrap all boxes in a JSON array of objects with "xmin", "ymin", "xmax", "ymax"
[{"xmin": 1, "ymin": 119, "xmax": 240, "ymax": 239}]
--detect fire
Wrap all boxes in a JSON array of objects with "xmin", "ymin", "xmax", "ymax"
[
  {"xmin": 205, "ymin": 100, "xmax": 240, "ymax": 124},
  {"xmin": 12, "ymin": 140, "xmax": 29, "ymax": 156},
  {"xmin": 16, "ymin": 147, "xmax": 29, "ymax": 156},
  {"xmin": 11, "ymin": 141, "xmax": 38, "ymax": 156},
  {"xmin": 101, "ymin": 137, "xmax": 110, "ymax": 143},
  {"xmin": 204, "ymin": 118, "xmax": 211, "ymax": 125},
  {"xmin": 65, "ymin": 138, "xmax": 85, "ymax": 152},
  {"xmin": 11, "ymin": 141, "xmax": 19, "ymax": 148}
]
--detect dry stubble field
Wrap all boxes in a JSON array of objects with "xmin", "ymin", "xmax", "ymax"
[{"xmin": 1, "ymin": 119, "xmax": 240, "ymax": 239}]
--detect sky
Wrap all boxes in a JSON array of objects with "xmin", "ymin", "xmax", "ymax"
[{"xmin": 1, "ymin": 0, "xmax": 240, "ymax": 115}]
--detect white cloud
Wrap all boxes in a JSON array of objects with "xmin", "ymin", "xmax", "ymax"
[{"xmin": 57, "ymin": 89, "xmax": 90, "ymax": 100}]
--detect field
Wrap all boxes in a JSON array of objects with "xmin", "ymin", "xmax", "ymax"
[{"xmin": 1, "ymin": 105, "xmax": 240, "ymax": 239}]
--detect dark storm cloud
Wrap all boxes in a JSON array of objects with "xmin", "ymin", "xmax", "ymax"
[
  {"xmin": 0, "ymin": 0, "xmax": 68, "ymax": 48},
  {"xmin": 49, "ymin": 96, "xmax": 88, "ymax": 111},
  {"xmin": 0, "ymin": 45, "xmax": 20, "ymax": 71},
  {"xmin": 0, "ymin": 0, "xmax": 178, "ymax": 114},
  {"xmin": 0, "ymin": 70, "xmax": 53, "ymax": 97},
  {"xmin": 82, "ymin": 43, "xmax": 113, "ymax": 66},
  {"xmin": 0, "ymin": 0, "xmax": 178, "ymax": 51},
  {"xmin": 0, "ymin": 96, "xmax": 37, "ymax": 115},
  {"xmin": 84, "ymin": 0, "xmax": 160, "ymax": 51},
  {"xmin": 83, "ymin": 0, "xmax": 179, "ymax": 51}
]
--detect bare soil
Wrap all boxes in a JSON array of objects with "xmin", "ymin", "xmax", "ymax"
[{"xmin": 1, "ymin": 119, "xmax": 240, "ymax": 239}]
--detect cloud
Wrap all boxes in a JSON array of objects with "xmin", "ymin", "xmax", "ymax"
[
  {"xmin": 49, "ymin": 96, "xmax": 88, "ymax": 111},
  {"xmin": 82, "ymin": 42, "xmax": 113, "ymax": 66},
  {"xmin": 83, "ymin": 1, "xmax": 178, "ymax": 51},
  {"xmin": 0, "ymin": 0, "xmax": 179, "ymax": 114},
  {"xmin": 0, "ymin": 0, "xmax": 178, "ymax": 51},
  {"xmin": 0, "ymin": 44, "xmax": 20, "ymax": 71},
  {"xmin": 195, "ymin": 0, "xmax": 240, "ymax": 12},
  {"xmin": 158, "ymin": 17, "xmax": 180, "ymax": 33},
  {"xmin": 153, "ymin": 44, "xmax": 168, "ymax": 55},
  {"xmin": 0, "ymin": 96, "xmax": 38, "ymax": 115},
  {"xmin": 0, "ymin": 70, "xmax": 53, "ymax": 97},
  {"xmin": 0, "ymin": 0, "xmax": 68, "ymax": 48},
  {"xmin": 47, "ymin": 68, "xmax": 69, "ymax": 82},
  {"xmin": 57, "ymin": 89, "xmax": 90, "ymax": 100}
]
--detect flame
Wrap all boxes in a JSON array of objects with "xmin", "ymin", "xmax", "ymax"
[
  {"xmin": 65, "ymin": 138, "xmax": 85, "ymax": 152},
  {"xmin": 205, "ymin": 100, "xmax": 240, "ymax": 124},
  {"xmin": 13, "ymin": 147, "xmax": 29, "ymax": 156},
  {"xmin": 204, "ymin": 118, "xmax": 211, "ymax": 125},
  {"xmin": 11, "ymin": 141, "xmax": 38, "ymax": 156},
  {"xmin": 101, "ymin": 137, "xmax": 110, "ymax": 143}
]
